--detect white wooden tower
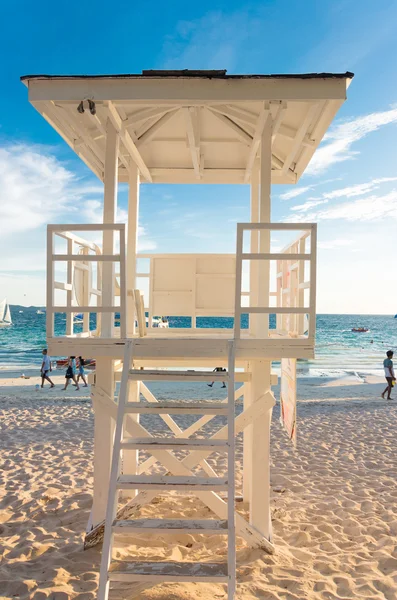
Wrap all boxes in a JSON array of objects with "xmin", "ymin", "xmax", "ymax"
[{"xmin": 22, "ymin": 69, "xmax": 353, "ymax": 598}]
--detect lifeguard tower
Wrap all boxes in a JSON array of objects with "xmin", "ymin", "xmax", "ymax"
[{"xmin": 22, "ymin": 69, "xmax": 353, "ymax": 599}]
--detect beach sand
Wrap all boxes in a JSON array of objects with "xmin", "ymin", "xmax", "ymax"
[{"xmin": 1, "ymin": 373, "xmax": 397, "ymax": 600}]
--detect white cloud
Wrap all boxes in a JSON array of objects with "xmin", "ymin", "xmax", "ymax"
[
  {"xmin": 0, "ymin": 143, "xmax": 157, "ymax": 285},
  {"xmin": 291, "ymin": 199, "xmax": 328, "ymax": 212},
  {"xmin": 0, "ymin": 144, "xmax": 104, "ymax": 235},
  {"xmin": 322, "ymin": 178, "xmax": 397, "ymax": 200},
  {"xmin": 318, "ymin": 239, "xmax": 354, "ymax": 250},
  {"xmin": 307, "ymin": 107, "xmax": 397, "ymax": 174},
  {"xmin": 289, "ymin": 190, "xmax": 397, "ymax": 223},
  {"xmin": 279, "ymin": 186, "xmax": 313, "ymax": 200}
]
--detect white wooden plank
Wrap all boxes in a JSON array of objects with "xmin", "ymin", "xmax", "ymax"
[
  {"xmin": 52, "ymin": 254, "xmax": 120, "ymax": 262},
  {"xmin": 48, "ymin": 223, "xmax": 125, "ymax": 232},
  {"xmin": 112, "ymin": 519, "xmax": 228, "ymax": 534},
  {"xmin": 124, "ymin": 402, "xmax": 228, "ymax": 415},
  {"xmin": 109, "ymin": 561, "xmax": 228, "ymax": 583},
  {"xmin": 120, "ymin": 438, "xmax": 229, "ymax": 450},
  {"xmin": 245, "ymin": 307, "xmax": 308, "ymax": 314},
  {"xmin": 129, "ymin": 369, "xmax": 229, "ymax": 382},
  {"xmin": 241, "ymin": 253, "xmax": 310, "ymax": 260},
  {"xmin": 117, "ymin": 475, "xmax": 228, "ymax": 491}
]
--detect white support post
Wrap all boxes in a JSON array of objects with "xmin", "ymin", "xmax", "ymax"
[
  {"xmin": 46, "ymin": 228, "xmax": 54, "ymax": 339},
  {"xmin": 258, "ymin": 115, "xmax": 272, "ymax": 338},
  {"xmin": 249, "ymin": 115, "xmax": 274, "ymax": 540},
  {"xmin": 249, "ymin": 360, "xmax": 275, "ymax": 540},
  {"xmin": 66, "ymin": 238, "xmax": 74, "ymax": 336},
  {"xmin": 126, "ymin": 162, "xmax": 140, "ymax": 337},
  {"xmin": 243, "ymin": 159, "xmax": 260, "ymax": 505},
  {"xmin": 101, "ymin": 118, "xmax": 119, "ymax": 338},
  {"xmin": 91, "ymin": 118, "xmax": 119, "ymax": 528}
]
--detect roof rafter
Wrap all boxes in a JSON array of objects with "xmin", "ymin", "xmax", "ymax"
[
  {"xmin": 105, "ymin": 101, "xmax": 152, "ymax": 182},
  {"xmin": 125, "ymin": 105, "xmax": 178, "ymax": 126},
  {"xmin": 37, "ymin": 101, "xmax": 104, "ymax": 180},
  {"xmin": 244, "ymin": 103, "xmax": 270, "ymax": 183},
  {"xmin": 281, "ymin": 103, "xmax": 320, "ymax": 175},
  {"xmin": 183, "ymin": 107, "xmax": 201, "ymax": 179},
  {"xmin": 206, "ymin": 107, "xmax": 253, "ymax": 145},
  {"xmin": 209, "ymin": 104, "xmax": 257, "ymax": 129},
  {"xmin": 137, "ymin": 109, "xmax": 179, "ymax": 147}
]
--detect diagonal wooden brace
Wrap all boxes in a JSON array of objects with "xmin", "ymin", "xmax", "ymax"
[{"xmin": 87, "ymin": 385, "xmax": 274, "ymax": 553}]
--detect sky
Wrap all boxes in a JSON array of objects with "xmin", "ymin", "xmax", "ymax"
[{"xmin": 1, "ymin": 0, "xmax": 397, "ymax": 313}]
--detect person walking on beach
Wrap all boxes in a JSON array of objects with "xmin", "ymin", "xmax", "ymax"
[
  {"xmin": 62, "ymin": 356, "xmax": 80, "ymax": 391},
  {"xmin": 40, "ymin": 349, "xmax": 55, "ymax": 388},
  {"xmin": 207, "ymin": 366, "xmax": 227, "ymax": 388},
  {"xmin": 382, "ymin": 350, "xmax": 396, "ymax": 400},
  {"xmin": 76, "ymin": 356, "xmax": 88, "ymax": 387}
]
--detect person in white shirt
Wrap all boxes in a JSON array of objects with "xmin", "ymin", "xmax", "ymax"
[{"xmin": 41, "ymin": 349, "xmax": 55, "ymax": 388}]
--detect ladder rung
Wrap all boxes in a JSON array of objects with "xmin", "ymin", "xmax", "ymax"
[
  {"xmin": 124, "ymin": 402, "xmax": 228, "ymax": 415},
  {"xmin": 112, "ymin": 518, "xmax": 228, "ymax": 534},
  {"xmin": 109, "ymin": 561, "xmax": 228, "ymax": 582},
  {"xmin": 116, "ymin": 475, "xmax": 228, "ymax": 491},
  {"xmin": 129, "ymin": 369, "xmax": 228, "ymax": 382},
  {"xmin": 120, "ymin": 438, "xmax": 229, "ymax": 451}
]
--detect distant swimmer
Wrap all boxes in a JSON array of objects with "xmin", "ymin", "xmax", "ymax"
[
  {"xmin": 208, "ymin": 367, "xmax": 227, "ymax": 389},
  {"xmin": 382, "ymin": 350, "xmax": 396, "ymax": 400}
]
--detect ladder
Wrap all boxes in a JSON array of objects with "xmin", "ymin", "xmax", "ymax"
[{"xmin": 97, "ymin": 340, "xmax": 236, "ymax": 599}]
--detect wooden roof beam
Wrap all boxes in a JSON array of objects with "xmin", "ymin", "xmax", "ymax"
[
  {"xmin": 244, "ymin": 104, "xmax": 270, "ymax": 183},
  {"xmin": 281, "ymin": 103, "xmax": 320, "ymax": 176},
  {"xmin": 137, "ymin": 109, "xmax": 179, "ymax": 147},
  {"xmin": 106, "ymin": 101, "xmax": 152, "ymax": 182},
  {"xmin": 209, "ymin": 104, "xmax": 257, "ymax": 129},
  {"xmin": 184, "ymin": 107, "xmax": 201, "ymax": 179},
  {"xmin": 36, "ymin": 101, "xmax": 104, "ymax": 180},
  {"xmin": 206, "ymin": 107, "xmax": 253, "ymax": 146},
  {"xmin": 271, "ymin": 101, "xmax": 287, "ymax": 143}
]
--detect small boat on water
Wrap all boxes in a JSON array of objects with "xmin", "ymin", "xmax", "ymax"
[
  {"xmin": 0, "ymin": 299, "xmax": 12, "ymax": 328},
  {"xmin": 352, "ymin": 327, "xmax": 369, "ymax": 333},
  {"xmin": 36, "ymin": 309, "xmax": 45, "ymax": 315}
]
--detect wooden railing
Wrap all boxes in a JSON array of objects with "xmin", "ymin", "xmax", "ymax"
[
  {"xmin": 47, "ymin": 224, "xmax": 126, "ymax": 338},
  {"xmin": 234, "ymin": 223, "xmax": 317, "ymax": 340}
]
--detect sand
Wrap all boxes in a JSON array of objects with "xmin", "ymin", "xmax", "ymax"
[{"xmin": 1, "ymin": 372, "xmax": 397, "ymax": 600}]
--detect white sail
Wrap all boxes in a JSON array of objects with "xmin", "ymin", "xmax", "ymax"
[
  {"xmin": 0, "ymin": 298, "xmax": 11, "ymax": 327},
  {"xmin": 4, "ymin": 304, "xmax": 11, "ymax": 323},
  {"xmin": 0, "ymin": 299, "xmax": 5, "ymax": 321}
]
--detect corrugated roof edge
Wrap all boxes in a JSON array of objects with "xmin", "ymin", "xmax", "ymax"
[{"xmin": 20, "ymin": 71, "xmax": 354, "ymax": 82}]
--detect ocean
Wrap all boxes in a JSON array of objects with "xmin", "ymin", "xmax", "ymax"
[{"xmin": 0, "ymin": 307, "xmax": 396, "ymax": 378}]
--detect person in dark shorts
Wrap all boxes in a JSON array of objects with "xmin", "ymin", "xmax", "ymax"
[
  {"xmin": 382, "ymin": 350, "xmax": 396, "ymax": 400},
  {"xmin": 62, "ymin": 356, "xmax": 80, "ymax": 391},
  {"xmin": 76, "ymin": 356, "xmax": 88, "ymax": 387},
  {"xmin": 207, "ymin": 366, "xmax": 227, "ymax": 388},
  {"xmin": 40, "ymin": 349, "xmax": 55, "ymax": 388}
]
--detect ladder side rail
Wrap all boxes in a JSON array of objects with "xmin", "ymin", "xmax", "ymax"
[
  {"xmin": 308, "ymin": 223, "xmax": 317, "ymax": 342},
  {"xmin": 119, "ymin": 226, "xmax": 127, "ymax": 339},
  {"xmin": 97, "ymin": 340, "xmax": 133, "ymax": 600},
  {"xmin": 227, "ymin": 340, "xmax": 236, "ymax": 599},
  {"xmin": 234, "ymin": 224, "xmax": 244, "ymax": 339}
]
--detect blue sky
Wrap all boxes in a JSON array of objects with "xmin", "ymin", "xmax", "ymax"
[{"xmin": 1, "ymin": 0, "xmax": 397, "ymax": 312}]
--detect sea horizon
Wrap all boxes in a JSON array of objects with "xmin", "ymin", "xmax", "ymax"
[{"xmin": 0, "ymin": 307, "xmax": 395, "ymax": 379}]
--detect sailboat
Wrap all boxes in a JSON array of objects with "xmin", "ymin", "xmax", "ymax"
[{"xmin": 0, "ymin": 299, "xmax": 12, "ymax": 328}]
